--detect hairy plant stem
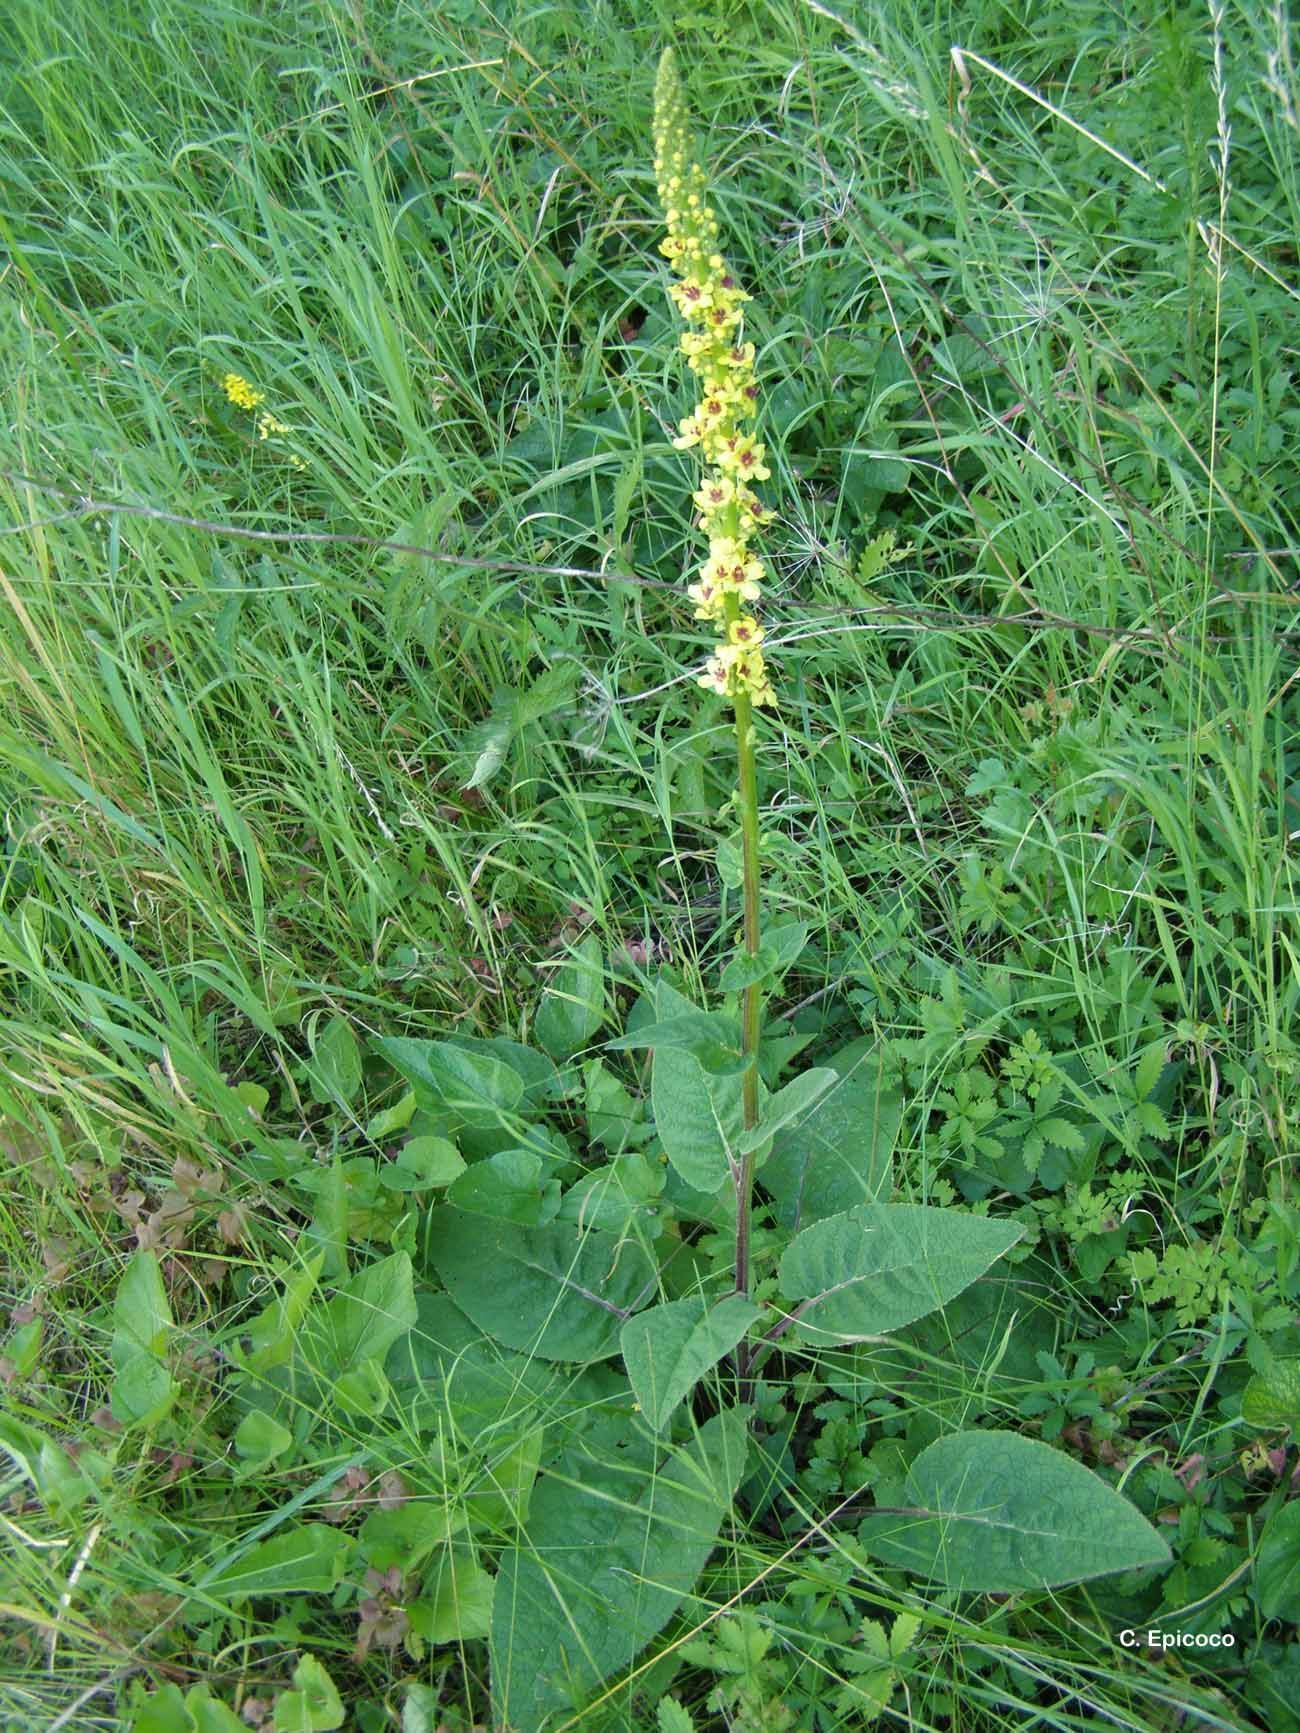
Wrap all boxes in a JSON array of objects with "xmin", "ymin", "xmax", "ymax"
[{"xmin": 729, "ymin": 641, "xmax": 763, "ymax": 1433}]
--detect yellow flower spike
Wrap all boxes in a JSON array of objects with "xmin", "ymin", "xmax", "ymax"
[{"xmin": 222, "ymin": 371, "xmax": 265, "ymax": 410}]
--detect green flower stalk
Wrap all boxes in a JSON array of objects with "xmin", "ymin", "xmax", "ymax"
[{"xmin": 654, "ymin": 49, "xmax": 771, "ymax": 1305}]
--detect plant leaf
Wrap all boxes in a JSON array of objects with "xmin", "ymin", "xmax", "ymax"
[
  {"xmin": 777, "ymin": 1203, "xmax": 1022, "ymax": 1345},
  {"xmin": 860, "ymin": 1430, "xmax": 1170, "ymax": 1589},
  {"xmin": 372, "ymin": 1037, "xmax": 524, "ymax": 1131},
  {"xmin": 763, "ymin": 1039, "xmax": 900, "ymax": 1229},
  {"xmin": 652, "ymin": 1044, "xmax": 744, "ymax": 1193},
  {"xmin": 448, "ymin": 1148, "xmax": 562, "ymax": 1225},
  {"xmin": 426, "ymin": 1207, "xmax": 656, "ymax": 1362},
  {"xmin": 1255, "ymin": 1501, "xmax": 1300, "ymax": 1620},
  {"xmin": 1242, "ymin": 1360, "xmax": 1300, "ymax": 1432},
  {"xmin": 299, "ymin": 1251, "xmax": 417, "ymax": 1376},
  {"xmin": 491, "ymin": 1408, "xmax": 748, "ymax": 1728},
  {"xmin": 620, "ymin": 1295, "xmax": 761, "ymax": 1432},
  {"xmin": 308, "ymin": 1015, "xmax": 362, "ymax": 1105},
  {"xmin": 535, "ymin": 935, "xmax": 607, "ymax": 1060},
  {"xmin": 205, "ymin": 1525, "xmax": 352, "ymax": 1598},
  {"xmin": 737, "ymin": 1068, "xmax": 836, "ymax": 1155}
]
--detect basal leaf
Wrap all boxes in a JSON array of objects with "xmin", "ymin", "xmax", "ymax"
[
  {"xmin": 491, "ymin": 1408, "xmax": 748, "ymax": 1728},
  {"xmin": 859, "ymin": 1430, "xmax": 1170, "ymax": 1589},
  {"xmin": 426, "ymin": 1208, "xmax": 655, "ymax": 1362},
  {"xmin": 777, "ymin": 1203, "xmax": 1022, "ymax": 1345},
  {"xmin": 620, "ymin": 1295, "xmax": 761, "ymax": 1432},
  {"xmin": 299, "ymin": 1251, "xmax": 417, "ymax": 1377},
  {"xmin": 308, "ymin": 1014, "xmax": 362, "ymax": 1106}
]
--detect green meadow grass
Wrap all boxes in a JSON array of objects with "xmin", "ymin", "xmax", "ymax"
[{"xmin": 0, "ymin": 0, "xmax": 1297, "ymax": 1726}]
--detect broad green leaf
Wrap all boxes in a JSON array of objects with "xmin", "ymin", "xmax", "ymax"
[
  {"xmin": 448, "ymin": 1148, "xmax": 562, "ymax": 1226},
  {"xmin": 652, "ymin": 1044, "xmax": 744, "ymax": 1193},
  {"xmin": 378, "ymin": 1135, "xmax": 466, "ymax": 1191},
  {"xmin": 360, "ymin": 1501, "xmax": 464, "ymax": 1572},
  {"xmin": 112, "ymin": 1352, "xmax": 176, "ymax": 1430},
  {"xmin": 1242, "ymin": 1360, "xmax": 1300, "ymax": 1432},
  {"xmin": 233, "ymin": 1254, "xmax": 324, "ymax": 1374},
  {"xmin": 111, "ymin": 1253, "xmax": 177, "ymax": 1428},
  {"xmin": 373, "ymin": 1037, "xmax": 524, "ymax": 1131},
  {"xmin": 300, "ymin": 1251, "xmax": 417, "ymax": 1376},
  {"xmin": 130, "ymin": 1685, "xmax": 195, "ymax": 1733},
  {"xmin": 426, "ymin": 1208, "xmax": 655, "ymax": 1362},
  {"xmin": 462, "ymin": 1426, "xmax": 544, "ymax": 1531},
  {"xmin": 763, "ymin": 1039, "xmax": 900, "ymax": 1229},
  {"xmin": 274, "ymin": 1654, "xmax": 345, "ymax": 1732},
  {"xmin": 605, "ymin": 1012, "xmax": 739, "ymax": 1056},
  {"xmin": 535, "ymin": 935, "xmax": 607, "ymax": 1059},
  {"xmin": 366, "ymin": 1090, "xmax": 417, "ymax": 1141},
  {"xmin": 559, "ymin": 1155, "xmax": 664, "ymax": 1234},
  {"xmin": 409, "ymin": 1549, "xmax": 495, "ymax": 1644},
  {"xmin": 584, "ymin": 1059, "xmax": 647, "ymax": 1151},
  {"xmin": 205, "ymin": 1525, "xmax": 352, "ymax": 1598},
  {"xmin": 113, "ymin": 1251, "xmax": 173, "ymax": 1358},
  {"xmin": 308, "ymin": 1014, "xmax": 362, "ymax": 1105},
  {"xmin": 491, "ymin": 1408, "xmax": 749, "ymax": 1729},
  {"xmin": 1255, "ymin": 1501, "xmax": 1300, "ymax": 1620},
  {"xmin": 331, "ymin": 1356, "xmax": 390, "ymax": 1417},
  {"xmin": 737, "ymin": 1068, "xmax": 836, "ymax": 1155},
  {"xmin": 719, "ymin": 922, "xmax": 809, "ymax": 992},
  {"xmin": 233, "ymin": 1411, "xmax": 294, "ymax": 1469},
  {"xmin": 777, "ymin": 1204, "xmax": 1023, "ymax": 1345},
  {"xmin": 860, "ymin": 1430, "xmax": 1170, "ymax": 1589},
  {"xmin": 621, "ymin": 1295, "xmax": 761, "ymax": 1431}
]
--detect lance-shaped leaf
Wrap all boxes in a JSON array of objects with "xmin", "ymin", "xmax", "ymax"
[
  {"xmin": 372, "ymin": 1037, "xmax": 524, "ymax": 1131},
  {"xmin": 860, "ymin": 1430, "xmax": 1170, "ymax": 1589},
  {"xmin": 426, "ymin": 1207, "xmax": 655, "ymax": 1362},
  {"xmin": 776, "ymin": 1203, "xmax": 1022, "ymax": 1345},
  {"xmin": 535, "ymin": 935, "xmax": 607, "ymax": 1060},
  {"xmin": 491, "ymin": 1408, "xmax": 748, "ymax": 1729},
  {"xmin": 621, "ymin": 1295, "xmax": 761, "ymax": 1432}
]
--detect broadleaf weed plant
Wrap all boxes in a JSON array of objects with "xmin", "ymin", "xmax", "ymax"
[{"xmin": 13, "ymin": 11, "xmax": 1300, "ymax": 1730}]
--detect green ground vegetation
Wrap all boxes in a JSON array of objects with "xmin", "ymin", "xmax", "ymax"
[{"xmin": 0, "ymin": 0, "xmax": 1297, "ymax": 1728}]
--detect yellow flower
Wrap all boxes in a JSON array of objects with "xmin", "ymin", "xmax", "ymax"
[{"xmin": 222, "ymin": 372, "xmax": 265, "ymax": 410}]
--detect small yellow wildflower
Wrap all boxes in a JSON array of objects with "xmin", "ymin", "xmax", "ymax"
[
  {"xmin": 222, "ymin": 372, "xmax": 265, "ymax": 410},
  {"xmin": 654, "ymin": 48, "xmax": 775, "ymax": 710}
]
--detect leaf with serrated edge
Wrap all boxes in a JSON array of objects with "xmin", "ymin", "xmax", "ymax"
[
  {"xmin": 491, "ymin": 1408, "xmax": 748, "ymax": 1728},
  {"xmin": 777, "ymin": 1203, "xmax": 1022, "ymax": 1345},
  {"xmin": 621, "ymin": 1295, "xmax": 761, "ymax": 1431},
  {"xmin": 860, "ymin": 1430, "xmax": 1170, "ymax": 1589}
]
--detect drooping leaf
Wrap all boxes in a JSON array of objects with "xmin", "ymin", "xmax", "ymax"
[
  {"xmin": 491, "ymin": 1408, "xmax": 749, "ymax": 1728},
  {"xmin": 763, "ymin": 1038, "xmax": 900, "ymax": 1229},
  {"xmin": 535, "ymin": 935, "xmax": 607, "ymax": 1060},
  {"xmin": 652, "ymin": 1045, "xmax": 744, "ymax": 1194},
  {"xmin": 737, "ymin": 1068, "xmax": 836, "ymax": 1155},
  {"xmin": 777, "ymin": 1203, "xmax": 1022, "ymax": 1345},
  {"xmin": 111, "ymin": 1252, "xmax": 177, "ymax": 1429},
  {"xmin": 113, "ymin": 1250, "xmax": 173, "ymax": 1358},
  {"xmin": 620, "ymin": 1295, "xmax": 761, "ymax": 1432},
  {"xmin": 860, "ymin": 1430, "xmax": 1170, "ymax": 1589},
  {"xmin": 1255, "ymin": 1501, "xmax": 1300, "ymax": 1621},
  {"xmin": 426, "ymin": 1207, "xmax": 655, "ymax": 1362}
]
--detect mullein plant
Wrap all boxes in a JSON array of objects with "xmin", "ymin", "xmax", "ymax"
[{"xmin": 654, "ymin": 47, "xmax": 774, "ymax": 1313}]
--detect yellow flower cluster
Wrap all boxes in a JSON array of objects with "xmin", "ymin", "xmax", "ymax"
[
  {"xmin": 653, "ymin": 50, "xmax": 775, "ymax": 709},
  {"xmin": 220, "ymin": 372, "xmax": 306, "ymax": 470},
  {"xmin": 222, "ymin": 372, "xmax": 264, "ymax": 410}
]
